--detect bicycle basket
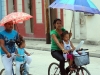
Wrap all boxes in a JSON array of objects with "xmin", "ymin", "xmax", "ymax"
[{"xmin": 74, "ymin": 51, "xmax": 90, "ymax": 66}]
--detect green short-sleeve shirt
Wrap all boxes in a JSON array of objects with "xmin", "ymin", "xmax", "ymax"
[{"xmin": 50, "ymin": 28, "xmax": 66, "ymax": 51}]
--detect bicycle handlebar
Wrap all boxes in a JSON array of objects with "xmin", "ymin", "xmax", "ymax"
[
  {"xmin": 76, "ymin": 49, "xmax": 89, "ymax": 52},
  {"xmin": 14, "ymin": 52, "xmax": 34, "ymax": 57}
]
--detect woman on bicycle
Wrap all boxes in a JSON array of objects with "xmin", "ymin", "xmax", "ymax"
[
  {"xmin": 61, "ymin": 31, "xmax": 75, "ymax": 70},
  {"xmin": 50, "ymin": 18, "xmax": 71, "ymax": 75},
  {"xmin": 15, "ymin": 37, "xmax": 32, "ymax": 75}
]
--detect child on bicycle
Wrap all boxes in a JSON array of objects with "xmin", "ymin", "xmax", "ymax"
[
  {"xmin": 61, "ymin": 31, "xmax": 75, "ymax": 70},
  {"xmin": 15, "ymin": 38, "xmax": 32, "ymax": 75}
]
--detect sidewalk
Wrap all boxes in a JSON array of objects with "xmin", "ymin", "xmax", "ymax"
[{"xmin": 25, "ymin": 40, "xmax": 100, "ymax": 58}]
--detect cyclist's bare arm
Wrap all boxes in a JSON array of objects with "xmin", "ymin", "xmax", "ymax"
[
  {"xmin": 0, "ymin": 39, "xmax": 9, "ymax": 54},
  {"xmin": 0, "ymin": 39, "xmax": 11, "ymax": 57},
  {"xmin": 51, "ymin": 34, "xmax": 68, "ymax": 53},
  {"xmin": 25, "ymin": 50, "xmax": 30, "ymax": 56}
]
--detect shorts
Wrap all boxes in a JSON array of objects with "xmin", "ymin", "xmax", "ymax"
[
  {"xmin": 67, "ymin": 54, "xmax": 73, "ymax": 60},
  {"xmin": 63, "ymin": 53, "xmax": 73, "ymax": 60}
]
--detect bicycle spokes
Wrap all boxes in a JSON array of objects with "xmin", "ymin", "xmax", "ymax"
[{"xmin": 78, "ymin": 68, "xmax": 90, "ymax": 75}]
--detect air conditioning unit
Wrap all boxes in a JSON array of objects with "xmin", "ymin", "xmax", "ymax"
[{"xmin": 84, "ymin": 12, "xmax": 94, "ymax": 16}]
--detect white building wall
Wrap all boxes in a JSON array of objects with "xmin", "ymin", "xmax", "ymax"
[
  {"xmin": 36, "ymin": 0, "xmax": 43, "ymax": 23},
  {"xmin": 57, "ymin": 9, "xmax": 61, "ymax": 19},
  {"xmin": 64, "ymin": 10, "xmax": 72, "ymax": 31},
  {"xmin": 86, "ymin": 0, "xmax": 100, "ymax": 42},
  {"xmin": 1, "ymin": 0, "xmax": 7, "ymax": 17},
  {"xmin": 17, "ymin": 0, "xmax": 22, "ymax": 12},
  {"xmin": 63, "ymin": 10, "xmax": 74, "ymax": 39},
  {"xmin": 64, "ymin": 0, "xmax": 100, "ymax": 44},
  {"xmin": 0, "ymin": 0, "xmax": 7, "ymax": 31}
]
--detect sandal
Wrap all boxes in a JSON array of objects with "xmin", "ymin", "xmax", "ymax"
[{"xmin": 69, "ymin": 66, "xmax": 75, "ymax": 71}]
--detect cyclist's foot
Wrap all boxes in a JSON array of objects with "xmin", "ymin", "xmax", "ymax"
[
  {"xmin": 65, "ymin": 67, "xmax": 70, "ymax": 74},
  {"xmin": 70, "ymin": 67, "xmax": 75, "ymax": 71}
]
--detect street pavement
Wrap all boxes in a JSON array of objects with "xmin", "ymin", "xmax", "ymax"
[
  {"xmin": 25, "ymin": 40, "xmax": 100, "ymax": 58},
  {"xmin": 0, "ymin": 49, "xmax": 100, "ymax": 75}
]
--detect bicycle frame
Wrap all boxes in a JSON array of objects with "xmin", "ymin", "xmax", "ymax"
[
  {"xmin": 0, "ymin": 52, "xmax": 33, "ymax": 75},
  {"xmin": 8, "ymin": 55, "xmax": 28, "ymax": 75}
]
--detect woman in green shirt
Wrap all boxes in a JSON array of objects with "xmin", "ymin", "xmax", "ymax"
[{"xmin": 50, "ymin": 19, "xmax": 69, "ymax": 75}]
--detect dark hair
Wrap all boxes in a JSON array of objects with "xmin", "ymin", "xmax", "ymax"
[
  {"xmin": 60, "ymin": 31, "xmax": 69, "ymax": 43},
  {"xmin": 16, "ymin": 39, "xmax": 25, "ymax": 47},
  {"xmin": 53, "ymin": 18, "xmax": 61, "ymax": 29},
  {"xmin": 16, "ymin": 36, "xmax": 25, "ymax": 47},
  {"xmin": 61, "ymin": 31, "xmax": 69, "ymax": 39}
]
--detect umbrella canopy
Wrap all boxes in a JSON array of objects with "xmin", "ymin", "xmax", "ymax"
[
  {"xmin": 49, "ymin": 0, "xmax": 100, "ymax": 14},
  {"xmin": 0, "ymin": 12, "xmax": 33, "ymax": 26}
]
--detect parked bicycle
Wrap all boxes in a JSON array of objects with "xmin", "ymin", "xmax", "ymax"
[
  {"xmin": 48, "ymin": 49, "xmax": 91, "ymax": 75},
  {"xmin": 0, "ymin": 52, "xmax": 33, "ymax": 75}
]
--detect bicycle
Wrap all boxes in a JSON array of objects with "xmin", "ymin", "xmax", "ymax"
[
  {"xmin": 0, "ymin": 52, "xmax": 33, "ymax": 75},
  {"xmin": 48, "ymin": 49, "xmax": 91, "ymax": 75}
]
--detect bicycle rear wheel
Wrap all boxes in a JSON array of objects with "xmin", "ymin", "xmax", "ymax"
[
  {"xmin": 77, "ymin": 67, "xmax": 91, "ymax": 75},
  {"xmin": 0, "ymin": 69, "xmax": 5, "ymax": 75},
  {"xmin": 48, "ymin": 62, "xmax": 60, "ymax": 75}
]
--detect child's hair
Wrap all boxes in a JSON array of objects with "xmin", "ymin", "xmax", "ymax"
[
  {"xmin": 16, "ymin": 37, "xmax": 25, "ymax": 47},
  {"xmin": 53, "ymin": 18, "xmax": 61, "ymax": 29},
  {"xmin": 60, "ymin": 31, "xmax": 69, "ymax": 43},
  {"xmin": 61, "ymin": 31, "xmax": 69, "ymax": 38}
]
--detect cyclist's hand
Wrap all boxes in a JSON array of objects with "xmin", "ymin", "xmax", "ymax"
[
  {"xmin": 63, "ymin": 50, "xmax": 69, "ymax": 54},
  {"xmin": 16, "ymin": 54, "xmax": 20, "ymax": 56},
  {"xmin": 7, "ymin": 52, "xmax": 11, "ymax": 58},
  {"xmin": 27, "ymin": 53, "xmax": 30, "ymax": 56},
  {"xmin": 68, "ymin": 50, "xmax": 72, "ymax": 53}
]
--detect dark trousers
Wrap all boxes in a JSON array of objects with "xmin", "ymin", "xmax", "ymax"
[{"xmin": 51, "ymin": 50, "xmax": 66, "ymax": 75}]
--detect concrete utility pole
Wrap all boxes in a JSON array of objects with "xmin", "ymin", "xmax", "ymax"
[{"xmin": 45, "ymin": 0, "xmax": 51, "ymax": 44}]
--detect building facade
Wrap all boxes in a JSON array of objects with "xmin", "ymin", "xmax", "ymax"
[
  {"xmin": 63, "ymin": 0, "xmax": 100, "ymax": 44},
  {"xmin": 0, "ymin": 0, "xmax": 2, "ymax": 20},
  {"xmin": 0, "ymin": 0, "xmax": 6, "ymax": 31},
  {"xmin": 5, "ymin": 0, "xmax": 63, "ymax": 38}
]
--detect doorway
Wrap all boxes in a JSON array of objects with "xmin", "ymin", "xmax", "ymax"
[
  {"xmin": 49, "ymin": 0, "xmax": 57, "ymax": 29},
  {"xmin": 7, "ymin": 0, "xmax": 15, "ymax": 14},
  {"xmin": 24, "ymin": 0, "xmax": 33, "ymax": 34}
]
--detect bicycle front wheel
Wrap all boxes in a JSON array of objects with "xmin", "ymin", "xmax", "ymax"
[
  {"xmin": 0, "ymin": 69, "xmax": 5, "ymax": 75},
  {"xmin": 48, "ymin": 62, "xmax": 60, "ymax": 75},
  {"xmin": 20, "ymin": 64, "xmax": 29, "ymax": 75},
  {"xmin": 77, "ymin": 67, "xmax": 91, "ymax": 75},
  {"xmin": 21, "ymin": 70, "xmax": 29, "ymax": 75}
]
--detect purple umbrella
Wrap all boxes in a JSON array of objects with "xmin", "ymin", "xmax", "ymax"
[
  {"xmin": 49, "ymin": 0, "xmax": 100, "ymax": 33},
  {"xmin": 49, "ymin": 0, "xmax": 100, "ymax": 14}
]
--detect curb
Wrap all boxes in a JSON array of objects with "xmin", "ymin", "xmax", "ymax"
[
  {"xmin": 24, "ymin": 38, "xmax": 100, "ymax": 45},
  {"xmin": 26, "ymin": 46, "xmax": 100, "ymax": 58}
]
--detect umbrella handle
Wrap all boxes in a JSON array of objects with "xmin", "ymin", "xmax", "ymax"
[
  {"xmin": 69, "ymin": 30, "xmax": 72, "ymax": 39},
  {"xmin": 69, "ymin": 11, "xmax": 74, "ymax": 39},
  {"xmin": 70, "ymin": 11, "xmax": 74, "ymax": 32}
]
